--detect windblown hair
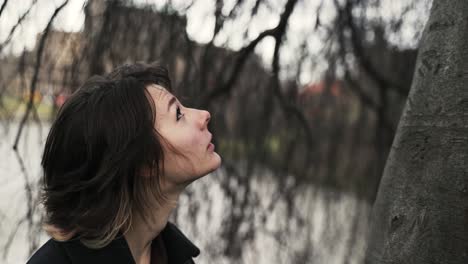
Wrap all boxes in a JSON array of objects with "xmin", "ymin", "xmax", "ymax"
[{"xmin": 41, "ymin": 62, "xmax": 183, "ymax": 248}]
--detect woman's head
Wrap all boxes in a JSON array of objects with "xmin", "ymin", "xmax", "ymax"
[
  {"xmin": 145, "ymin": 84, "xmax": 221, "ymax": 184},
  {"xmin": 41, "ymin": 62, "xmax": 221, "ymax": 248}
]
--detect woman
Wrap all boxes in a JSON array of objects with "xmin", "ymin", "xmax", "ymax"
[{"xmin": 27, "ymin": 62, "xmax": 222, "ymax": 264}]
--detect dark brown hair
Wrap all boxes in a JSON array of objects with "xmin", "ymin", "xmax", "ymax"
[{"xmin": 41, "ymin": 62, "xmax": 183, "ymax": 248}]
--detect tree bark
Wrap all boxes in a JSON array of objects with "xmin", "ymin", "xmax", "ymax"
[{"xmin": 365, "ymin": 1, "xmax": 468, "ymax": 263}]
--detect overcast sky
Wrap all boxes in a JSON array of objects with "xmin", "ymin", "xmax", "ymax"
[{"xmin": 0, "ymin": 0, "xmax": 430, "ymax": 85}]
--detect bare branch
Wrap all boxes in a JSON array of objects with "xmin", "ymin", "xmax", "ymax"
[
  {"xmin": 2, "ymin": 216, "xmax": 27, "ymax": 260},
  {"xmin": 250, "ymin": 0, "xmax": 263, "ymax": 18},
  {"xmin": 0, "ymin": 0, "xmax": 9, "ymax": 18},
  {"xmin": 268, "ymin": 0, "xmax": 315, "ymax": 149},
  {"xmin": 340, "ymin": 0, "xmax": 409, "ymax": 96},
  {"xmin": 200, "ymin": 0, "xmax": 299, "ymax": 107},
  {"xmin": 12, "ymin": 0, "xmax": 70, "ymax": 150},
  {"xmin": 0, "ymin": 0, "xmax": 38, "ymax": 53},
  {"xmin": 227, "ymin": 0, "xmax": 245, "ymax": 19}
]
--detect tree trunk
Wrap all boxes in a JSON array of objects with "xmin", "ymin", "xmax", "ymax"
[{"xmin": 365, "ymin": 1, "xmax": 468, "ymax": 263}]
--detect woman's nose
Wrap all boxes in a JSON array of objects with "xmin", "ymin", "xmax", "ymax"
[{"xmin": 200, "ymin": 110, "xmax": 211, "ymax": 129}]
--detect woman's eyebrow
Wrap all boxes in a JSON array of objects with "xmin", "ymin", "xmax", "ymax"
[{"xmin": 167, "ymin": 95, "xmax": 176, "ymax": 113}]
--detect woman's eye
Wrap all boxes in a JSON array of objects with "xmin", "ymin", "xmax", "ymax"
[{"xmin": 176, "ymin": 106, "xmax": 184, "ymax": 121}]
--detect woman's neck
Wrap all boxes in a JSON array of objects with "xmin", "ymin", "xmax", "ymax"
[{"xmin": 124, "ymin": 187, "xmax": 182, "ymax": 264}]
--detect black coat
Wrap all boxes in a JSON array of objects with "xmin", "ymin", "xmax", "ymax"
[{"xmin": 27, "ymin": 222, "xmax": 200, "ymax": 264}]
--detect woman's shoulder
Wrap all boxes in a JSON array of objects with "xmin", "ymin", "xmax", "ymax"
[
  {"xmin": 27, "ymin": 239, "xmax": 70, "ymax": 264},
  {"xmin": 26, "ymin": 222, "xmax": 200, "ymax": 264},
  {"xmin": 27, "ymin": 235, "xmax": 134, "ymax": 264}
]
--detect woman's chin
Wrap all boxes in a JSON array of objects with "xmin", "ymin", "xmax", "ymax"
[
  {"xmin": 210, "ymin": 152, "xmax": 222, "ymax": 170},
  {"xmin": 200, "ymin": 156, "xmax": 222, "ymax": 179}
]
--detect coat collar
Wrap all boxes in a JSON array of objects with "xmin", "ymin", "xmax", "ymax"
[
  {"xmin": 160, "ymin": 222, "xmax": 200, "ymax": 263},
  {"xmin": 59, "ymin": 222, "xmax": 200, "ymax": 264}
]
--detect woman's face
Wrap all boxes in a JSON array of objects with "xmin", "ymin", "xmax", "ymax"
[{"xmin": 147, "ymin": 84, "xmax": 222, "ymax": 187}]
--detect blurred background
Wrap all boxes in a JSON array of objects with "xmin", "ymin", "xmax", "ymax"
[{"xmin": 0, "ymin": 0, "xmax": 432, "ymax": 263}]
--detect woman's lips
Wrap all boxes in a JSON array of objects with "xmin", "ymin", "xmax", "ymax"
[{"xmin": 207, "ymin": 142, "xmax": 215, "ymax": 151}]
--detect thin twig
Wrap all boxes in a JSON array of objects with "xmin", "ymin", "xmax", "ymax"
[
  {"xmin": 0, "ymin": 0, "xmax": 9, "ymax": 18},
  {"xmin": 2, "ymin": 216, "xmax": 27, "ymax": 260},
  {"xmin": 200, "ymin": 0, "xmax": 299, "ymax": 107},
  {"xmin": 12, "ymin": 0, "xmax": 70, "ymax": 151},
  {"xmin": 341, "ymin": 0, "xmax": 409, "ymax": 96},
  {"xmin": 0, "ymin": 0, "xmax": 38, "ymax": 53}
]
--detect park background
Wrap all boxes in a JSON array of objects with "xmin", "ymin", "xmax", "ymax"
[{"xmin": 0, "ymin": 0, "xmax": 432, "ymax": 263}]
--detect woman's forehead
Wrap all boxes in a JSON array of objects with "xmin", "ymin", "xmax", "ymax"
[
  {"xmin": 146, "ymin": 84, "xmax": 173, "ymax": 124},
  {"xmin": 147, "ymin": 84, "xmax": 171, "ymax": 102}
]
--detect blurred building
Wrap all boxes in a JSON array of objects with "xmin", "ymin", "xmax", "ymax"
[
  {"xmin": 0, "ymin": 30, "xmax": 83, "ymax": 107},
  {"xmin": 1, "ymin": 0, "xmax": 269, "ymax": 113}
]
